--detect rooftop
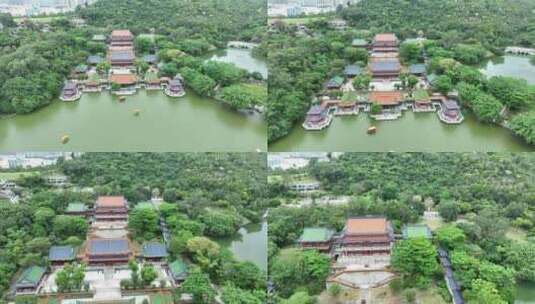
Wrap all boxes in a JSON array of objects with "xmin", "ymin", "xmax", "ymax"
[
  {"xmin": 443, "ymin": 99, "xmax": 460, "ymax": 110},
  {"xmin": 345, "ymin": 217, "xmax": 388, "ymax": 235},
  {"xmin": 111, "ymin": 30, "xmax": 133, "ymax": 37},
  {"xmin": 143, "ymin": 54, "xmax": 158, "ymax": 63},
  {"xmin": 369, "ymin": 60, "xmax": 401, "ymax": 72},
  {"xmin": 169, "ymin": 259, "xmax": 188, "ymax": 278},
  {"xmin": 49, "ymin": 246, "xmax": 76, "ymax": 261},
  {"xmin": 352, "ymin": 38, "xmax": 368, "ymax": 46},
  {"xmin": 299, "ymin": 227, "xmax": 334, "ymax": 242},
  {"xmin": 307, "ymin": 105, "xmax": 325, "ymax": 115},
  {"xmin": 66, "ymin": 202, "xmax": 87, "ymax": 213},
  {"xmin": 344, "ymin": 65, "xmax": 362, "ymax": 76},
  {"xmin": 88, "ymin": 238, "xmax": 129, "ymax": 255},
  {"xmin": 369, "ymin": 91, "xmax": 404, "ymax": 106},
  {"xmin": 96, "ymin": 196, "xmax": 127, "ymax": 208},
  {"xmin": 92, "ymin": 34, "xmax": 107, "ymax": 41},
  {"xmin": 87, "ymin": 55, "xmax": 104, "ymax": 64},
  {"xmin": 326, "ymin": 76, "xmax": 344, "ymax": 87},
  {"xmin": 16, "ymin": 266, "xmax": 46, "ymax": 287},
  {"xmin": 110, "ymin": 50, "xmax": 135, "ymax": 61},
  {"xmin": 374, "ymin": 33, "xmax": 398, "ymax": 43},
  {"xmin": 402, "ymin": 224, "xmax": 432, "ymax": 239},
  {"xmin": 142, "ymin": 242, "xmax": 168, "ymax": 258},
  {"xmin": 409, "ymin": 63, "xmax": 427, "ymax": 74}
]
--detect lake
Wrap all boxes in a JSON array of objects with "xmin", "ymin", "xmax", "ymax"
[
  {"xmin": 217, "ymin": 220, "xmax": 268, "ymax": 271},
  {"xmin": 210, "ymin": 48, "xmax": 268, "ymax": 79},
  {"xmin": 480, "ymin": 55, "xmax": 535, "ymax": 85},
  {"xmin": 269, "ymin": 111, "xmax": 533, "ymax": 152},
  {"xmin": 516, "ymin": 282, "xmax": 535, "ymax": 304},
  {"xmin": 0, "ymin": 49, "xmax": 267, "ymax": 152},
  {"xmin": 270, "ymin": 55, "xmax": 535, "ymax": 152}
]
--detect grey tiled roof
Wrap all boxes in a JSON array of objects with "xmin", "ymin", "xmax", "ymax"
[
  {"xmin": 110, "ymin": 51, "xmax": 134, "ymax": 61},
  {"xmin": 370, "ymin": 61, "xmax": 400, "ymax": 72},
  {"xmin": 49, "ymin": 246, "xmax": 75, "ymax": 261},
  {"xmin": 142, "ymin": 242, "xmax": 168, "ymax": 258},
  {"xmin": 88, "ymin": 239, "xmax": 129, "ymax": 254}
]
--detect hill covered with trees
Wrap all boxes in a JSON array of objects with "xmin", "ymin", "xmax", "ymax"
[{"xmin": 268, "ymin": 153, "xmax": 535, "ymax": 303}]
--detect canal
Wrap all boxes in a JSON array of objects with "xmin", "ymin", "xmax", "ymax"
[
  {"xmin": 217, "ymin": 220, "xmax": 268, "ymax": 271},
  {"xmin": 270, "ymin": 55, "xmax": 535, "ymax": 152},
  {"xmin": 0, "ymin": 48, "xmax": 267, "ymax": 152}
]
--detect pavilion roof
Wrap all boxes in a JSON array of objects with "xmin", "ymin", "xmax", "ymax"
[
  {"xmin": 369, "ymin": 91, "xmax": 404, "ymax": 106},
  {"xmin": 16, "ymin": 266, "xmax": 46, "ymax": 287},
  {"xmin": 299, "ymin": 227, "xmax": 334, "ymax": 242},
  {"xmin": 142, "ymin": 242, "xmax": 168, "ymax": 258},
  {"xmin": 402, "ymin": 224, "xmax": 432, "ymax": 239},
  {"xmin": 345, "ymin": 217, "xmax": 389, "ymax": 234},
  {"xmin": 49, "ymin": 246, "xmax": 76, "ymax": 261},
  {"xmin": 88, "ymin": 238, "xmax": 129, "ymax": 255},
  {"xmin": 96, "ymin": 196, "xmax": 127, "ymax": 208}
]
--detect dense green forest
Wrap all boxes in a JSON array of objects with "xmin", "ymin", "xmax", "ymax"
[
  {"xmin": 267, "ymin": 0, "xmax": 535, "ymax": 144},
  {"xmin": 268, "ymin": 153, "xmax": 535, "ymax": 303},
  {"xmin": 0, "ymin": 0, "xmax": 266, "ymax": 115},
  {"xmin": 0, "ymin": 153, "xmax": 268, "ymax": 303}
]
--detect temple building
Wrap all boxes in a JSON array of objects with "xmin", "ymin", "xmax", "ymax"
[
  {"xmin": 94, "ymin": 196, "xmax": 128, "ymax": 222},
  {"xmin": 85, "ymin": 238, "xmax": 132, "ymax": 265},
  {"xmin": 369, "ymin": 91, "xmax": 404, "ymax": 109},
  {"xmin": 298, "ymin": 227, "xmax": 335, "ymax": 253},
  {"xmin": 372, "ymin": 33, "xmax": 399, "ymax": 53},
  {"xmin": 343, "ymin": 64, "xmax": 362, "ymax": 78},
  {"xmin": 15, "ymin": 266, "xmax": 46, "ymax": 295},
  {"xmin": 60, "ymin": 81, "xmax": 80, "ymax": 102},
  {"xmin": 325, "ymin": 76, "xmax": 344, "ymax": 90},
  {"xmin": 164, "ymin": 75, "xmax": 186, "ymax": 97},
  {"xmin": 48, "ymin": 246, "xmax": 76, "ymax": 266},
  {"xmin": 110, "ymin": 30, "xmax": 134, "ymax": 48},
  {"xmin": 351, "ymin": 38, "xmax": 369, "ymax": 49},
  {"xmin": 109, "ymin": 72, "xmax": 138, "ymax": 88},
  {"xmin": 303, "ymin": 105, "xmax": 331, "ymax": 130},
  {"xmin": 169, "ymin": 258, "xmax": 188, "ymax": 285},
  {"xmin": 65, "ymin": 202, "xmax": 89, "ymax": 216},
  {"xmin": 369, "ymin": 59, "xmax": 401, "ymax": 79},
  {"xmin": 108, "ymin": 49, "xmax": 135, "ymax": 67},
  {"xmin": 142, "ymin": 242, "xmax": 168, "ymax": 262},
  {"xmin": 334, "ymin": 217, "xmax": 394, "ymax": 257}
]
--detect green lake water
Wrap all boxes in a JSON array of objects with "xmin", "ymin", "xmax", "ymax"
[
  {"xmin": 210, "ymin": 48, "xmax": 268, "ymax": 79},
  {"xmin": 0, "ymin": 49, "xmax": 267, "ymax": 152},
  {"xmin": 270, "ymin": 55, "xmax": 535, "ymax": 152},
  {"xmin": 217, "ymin": 220, "xmax": 267, "ymax": 271},
  {"xmin": 269, "ymin": 111, "xmax": 533, "ymax": 152},
  {"xmin": 516, "ymin": 282, "xmax": 535, "ymax": 304}
]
